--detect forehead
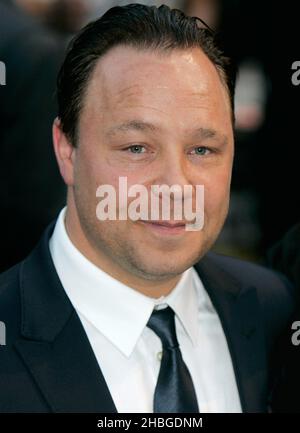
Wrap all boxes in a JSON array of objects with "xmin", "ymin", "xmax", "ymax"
[
  {"xmin": 81, "ymin": 45, "xmax": 232, "ymax": 127},
  {"xmin": 90, "ymin": 46, "xmax": 227, "ymax": 97}
]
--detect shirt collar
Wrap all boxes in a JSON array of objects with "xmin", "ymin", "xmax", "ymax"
[{"xmin": 49, "ymin": 207, "xmax": 200, "ymax": 357}]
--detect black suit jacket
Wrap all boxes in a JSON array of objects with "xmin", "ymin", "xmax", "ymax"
[{"xmin": 0, "ymin": 221, "xmax": 296, "ymax": 413}]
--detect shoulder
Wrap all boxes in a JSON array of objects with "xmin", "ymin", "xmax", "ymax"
[
  {"xmin": 207, "ymin": 251, "xmax": 294, "ymax": 293},
  {"xmin": 0, "ymin": 262, "xmax": 22, "ymax": 337},
  {"xmin": 0, "ymin": 262, "xmax": 21, "ymax": 303},
  {"xmin": 204, "ymin": 251, "xmax": 297, "ymax": 337},
  {"xmin": 0, "ymin": 264, "xmax": 22, "ymax": 348}
]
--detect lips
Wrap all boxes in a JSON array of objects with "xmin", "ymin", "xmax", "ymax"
[
  {"xmin": 140, "ymin": 220, "xmax": 186, "ymax": 227},
  {"xmin": 138, "ymin": 220, "xmax": 189, "ymax": 237}
]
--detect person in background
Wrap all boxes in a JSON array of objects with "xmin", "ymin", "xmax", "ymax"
[
  {"xmin": 0, "ymin": 0, "xmax": 66, "ymax": 272},
  {"xmin": 14, "ymin": 0, "xmax": 89, "ymax": 34}
]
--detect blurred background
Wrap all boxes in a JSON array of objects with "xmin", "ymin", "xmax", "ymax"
[{"xmin": 0, "ymin": 0, "xmax": 298, "ymax": 272}]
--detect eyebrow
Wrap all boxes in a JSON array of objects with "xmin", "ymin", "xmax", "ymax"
[
  {"xmin": 105, "ymin": 120, "xmax": 159, "ymax": 137},
  {"xmin": 105, "ymin": 120, "xmax": 227, "ymax": 143}
]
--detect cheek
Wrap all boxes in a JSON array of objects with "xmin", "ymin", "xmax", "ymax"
[
  {"xmin": 203, "ymin": 170, "xmax": 232, "ymax": 214},
  {"xmin": 76, "ymin": 149, "xmax": 116, "ymax": 193}
]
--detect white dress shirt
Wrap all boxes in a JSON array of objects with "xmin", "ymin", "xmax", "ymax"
[{"xmin": 49, "ymin": 207, "xmax": 242, "ymax": 413}]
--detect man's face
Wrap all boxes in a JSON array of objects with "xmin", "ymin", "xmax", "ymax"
[{"xmin": 68, "ymin": 46, "xmax": 234, "ymax": 282}]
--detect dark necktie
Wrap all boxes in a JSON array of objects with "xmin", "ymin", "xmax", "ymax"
[{"xmin": 146, "ymin": 305, "xmax": 199, "ymax": 413}]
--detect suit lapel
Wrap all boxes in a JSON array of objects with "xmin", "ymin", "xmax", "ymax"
[
  {"xmin": 14, "ymin": 222, "xmax": 117, "ymax": 413},
  {"xmin": 195, "ymin": 256, "xmax": 268, "ymax": 413}
]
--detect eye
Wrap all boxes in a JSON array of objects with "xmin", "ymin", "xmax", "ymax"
[
  {"xmin": 126, "ymin": 145, "xmax": 146, "ymax": 154},
  {"xmin": 191, "ymin": 146, "xmax": 211, "ymax": 156}
]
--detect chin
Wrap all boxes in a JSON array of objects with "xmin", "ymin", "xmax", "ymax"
[{"xmin": 133, "ymin": 252, "xmax": 201, "ymax": 280}]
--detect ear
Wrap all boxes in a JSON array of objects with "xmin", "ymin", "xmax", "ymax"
[{"xmin": 52, "ymin": 117, "xmax": 76, "ymax": 186}]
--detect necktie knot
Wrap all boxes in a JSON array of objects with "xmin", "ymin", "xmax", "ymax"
[{"xmin": 146, "ymin": 306, "xmax": 179, "ymax": 350}]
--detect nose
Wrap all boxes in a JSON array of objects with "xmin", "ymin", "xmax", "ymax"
[
  {"xmin": 153, "ymin": 147, "xmax": 191, "ymax": 192},
  {"xmin": 149, "ymin": 146, "xmax": 195, "ymax": 222}
]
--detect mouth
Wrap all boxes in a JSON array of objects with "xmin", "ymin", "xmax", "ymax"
[{"xmin": 139, "ymin": 220, "xmax": 188, "ymax": 235}]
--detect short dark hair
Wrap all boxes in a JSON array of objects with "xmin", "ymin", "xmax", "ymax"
[{"xmin": 56, "ymin": 3, "xmax": 236, "ymax": 146}]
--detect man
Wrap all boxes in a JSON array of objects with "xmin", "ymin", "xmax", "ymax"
[{"xmin": 0, "ymin": 4, "xmax": 295, "ymax": 413}]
